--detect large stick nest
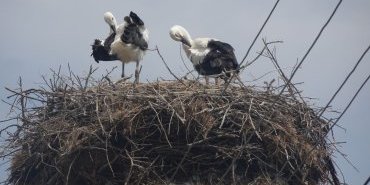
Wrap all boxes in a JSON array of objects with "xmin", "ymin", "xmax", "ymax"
[{"xmin": 1, "ymin": 70, "xmax": 339, "ymax": 185}]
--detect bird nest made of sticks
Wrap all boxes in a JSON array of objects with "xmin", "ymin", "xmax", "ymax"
[{"xmin": 1, "ymin": 70, "xmax": 339, "ymax": 185}]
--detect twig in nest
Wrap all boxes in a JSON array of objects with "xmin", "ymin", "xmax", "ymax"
[
  {"xmin": 155, "ymin": 46, "xmax": 185, "ymax": 85},
  {"xmin": 238, "ymin": 0, "xmax": 281, "ymax": 67}
]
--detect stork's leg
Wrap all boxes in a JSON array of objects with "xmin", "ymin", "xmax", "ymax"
[
  {"xmin": 235, "ymin": 73, "xmax": 242, "ymax": 83},
  {"xmin": 205, "ymin": 76, "xmax": 209, "ymax": 85},
  {"xmin": 121, "ymin": 63, "xmax": 125, "ymax": 78},
  {"xmin": 134, "ymin": 61, "xmax": 140, "ymax": 84},
  {"xmin": 215, "ymin": 77, "xmax": 219, "ymax": 85}
]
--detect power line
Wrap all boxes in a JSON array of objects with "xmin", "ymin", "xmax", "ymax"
[
  {"xmin": 239, "ymin": 0, "xmax": 281, "ymax": 67},
  {"xmin": 277, "ymin": 0, "xmax": 343, "ymax": 97},
  {"xmin": 319, "ymin": 44, "xmax": 370, "ymax": 118},
  {"xmin": 326, "ymin": 74, "xmax": 370, "ymax": 136}
]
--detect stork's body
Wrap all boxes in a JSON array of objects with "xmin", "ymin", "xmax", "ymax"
[
  {"xmin": 111, "ymin": 11, "xmax": 149, "ymax": 83},
  {"xmin": 169, "ymin": 25, "xmax": 239, "ymax": 84}
]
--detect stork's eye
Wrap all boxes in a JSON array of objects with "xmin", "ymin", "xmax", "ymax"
[{"xmin": 111, "ymin": 18, "xmax": 114, "ymax": 21}]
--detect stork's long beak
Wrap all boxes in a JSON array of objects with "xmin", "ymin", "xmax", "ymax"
[
  {"xmin": 181, "ymin": 38, "xmax": 191, "ymax": 47},
  {"xmin": 110, "ymin": 25, "xmax": 116, "ymax": 33}
]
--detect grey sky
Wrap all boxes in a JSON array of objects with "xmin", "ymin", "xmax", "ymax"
[{"xmin": 1, "ymin": 0, "xmax": 369, "ymax": 184}]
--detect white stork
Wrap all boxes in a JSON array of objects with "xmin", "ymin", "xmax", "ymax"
[
  {"xmin": 110, "ymin": 11, "xmax": 149, "ymax": 84},
  {"xmin": 169, "ymin": 25, "xmax": 239, "ymax": 84}
]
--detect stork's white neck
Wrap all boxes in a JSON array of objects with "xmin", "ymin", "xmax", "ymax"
[{"xmin": 182, "ymin": 29, "xmax": 192, "ymax": 45}]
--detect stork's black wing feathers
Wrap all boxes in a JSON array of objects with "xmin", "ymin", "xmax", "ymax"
[
  {"xmin": 120, "ymin": 11, "xmax": 147, "ymax": 50},
  {"xmin": 121, "ymin": 24, "xmax": 148, "ymax": 50},
  {"xmin": 91, "ymin": 39, "xmax": 118, "ymax": 63},
  {"xmin": 103, "ymin": 32, "xmax": 116, "ymax": 50},
  {"xmin": 129, "ymin": 11, "xmax": 144, "ymax": 26},
  {"xmin": 199, "ymin": 40, "xmax": 239, "ymax": 77},
  {"xmin": 207, "ymin": 40, "xmax": 234, "ymax": 54}
]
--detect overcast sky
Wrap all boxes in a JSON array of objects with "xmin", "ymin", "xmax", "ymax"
[{"xmin": 0, "ymin": 0, "xmax": 369, "ymax": 184}]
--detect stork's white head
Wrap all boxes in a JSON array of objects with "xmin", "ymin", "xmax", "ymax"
[
  {"xmin": 104, "ymin": 12, "xmax": 117, "ymax": 32},
  {"xmin": 169, "ymin": 25, "xmax": 192, "ymax": 47}
]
